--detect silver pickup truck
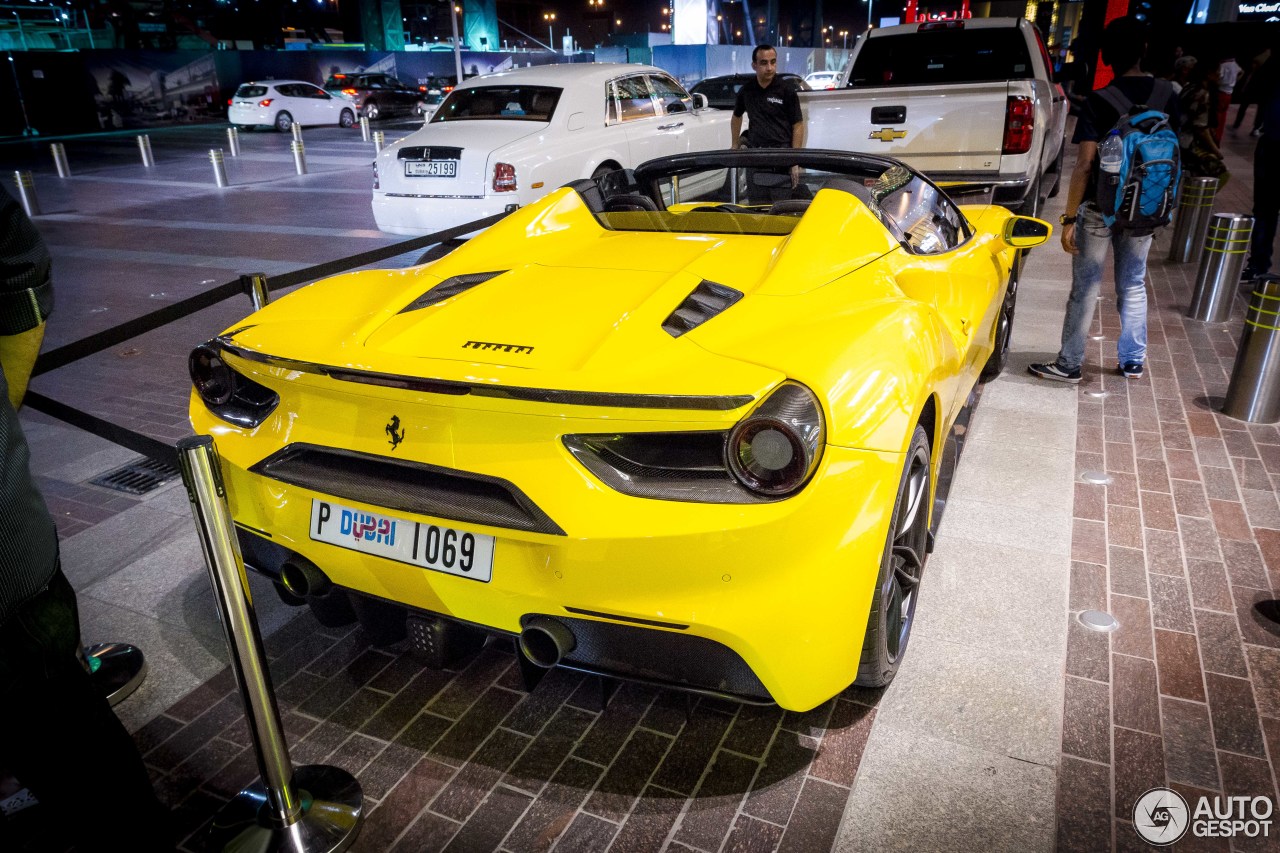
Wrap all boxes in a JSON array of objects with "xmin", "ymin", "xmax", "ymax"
[{"xmin": 803, "ymin": 17, "xmax": 1067, "ymax": 216}]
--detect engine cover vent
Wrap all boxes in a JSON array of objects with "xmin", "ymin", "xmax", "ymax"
[
  {"xmin": 662, "ymin": 280, "xmax": 744, "ymax": 338},
  {"xmin": 399, "ymin": 270, "xmax": 507, "ymax": 313}
]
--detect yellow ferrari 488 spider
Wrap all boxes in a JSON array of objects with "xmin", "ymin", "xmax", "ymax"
[{"xmin": 189, "ymin": 149, "xmax": 1050, "ymax": 712}]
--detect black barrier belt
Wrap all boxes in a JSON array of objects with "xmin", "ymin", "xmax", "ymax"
[
  {"xmin": 25, "ymin": 210, "xmax": 511, "ymax": 464},
  {"xmin": 33, "ymin": 211, "xmax": 509, "ymax": 377},
  {"xmin": 24, "ymin": 391, "xmax": 180, "ymax": 468}
]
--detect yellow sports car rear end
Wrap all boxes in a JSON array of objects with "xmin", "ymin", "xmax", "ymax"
[{"xmin": 189, "ymin": 150, "xmax": 1049, "ymax": 711}]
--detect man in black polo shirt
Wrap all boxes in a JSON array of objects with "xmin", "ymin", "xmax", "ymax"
[{"xmin": 731, "ymin": 44, "xmax": 805, "ymax": 202}]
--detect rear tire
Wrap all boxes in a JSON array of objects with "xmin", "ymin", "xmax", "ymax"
[
  {"xmin": 339, "ymin": 108, "xmax": 355, "ymax": 128},
  {"xmin": 1015, "ymin": 173, "xmax": 1042, "ymax": 217},
  {"xmin": 364, "ymin": 100, "xmax": 381, "ymax": 121},
  {"xmin": 274, "ymin": 111, "xmax": 293, "ymax": 133},
  {"xmin": 855, "ymin": 425, "xmax": 931, "ymax": 687}
]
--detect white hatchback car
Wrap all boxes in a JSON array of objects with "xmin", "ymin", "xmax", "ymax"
[
  {"xmin": 371, "ymin": 63, "xmax": 732, "ymax": 236},
  {"xmin": 804, "ymin": 70, "xmax": 842, "ymax": 90},
  {"xmin": 228, "ymin": 80, "xmax": 357, "ymax": 132}
]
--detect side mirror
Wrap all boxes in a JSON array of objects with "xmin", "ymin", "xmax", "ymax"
[
  {"xmin": 693, "ymin": 92, "xmax": 709, "ymax": 111},
  {"xmin": 1002, "ymin": 215, "xmax": 1052, "ymax": 248}
]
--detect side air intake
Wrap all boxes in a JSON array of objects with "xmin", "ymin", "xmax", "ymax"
[
  {"xmin": 399, "ymin": 271, "xmax": 507, "ymax": 313},
  {"xmin": 662, "ymin": 280, "xmax": 744, "ymax": 338}
]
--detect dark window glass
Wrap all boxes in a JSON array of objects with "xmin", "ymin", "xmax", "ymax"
[
  {"xmin": 236, "ymin": 84, "xmax": 268, "ymax": 98},
  {"xmin": 432, "ymin": 86, "xmax": 562, "ymax": 121},
  {"xmin": 849, "ymin": 28, "xmax": 1032, "ymax": 87}
]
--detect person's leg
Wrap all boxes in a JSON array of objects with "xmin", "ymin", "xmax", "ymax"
[
  {"xmin": 1214, "ymin": 91, "xmax": 1232, "ymax": 143},
  {"xmin": 0, "ymin": 566, "xmax": 173, "ymax": 852},
  {"xmin": 1056, "ymin": 205, "xmax": 1111, "ymax": 371},
  {"xmin": 1233, "ymin": 101, "xmax": 1250, "ymax": 129},
  {"xmin": 1246, "ymin": 138, "xmax": 1280, "ymax": 277},
  {"xmin": 1113, "ymin": 229, "xmax": 1155, "ymax": 369}
]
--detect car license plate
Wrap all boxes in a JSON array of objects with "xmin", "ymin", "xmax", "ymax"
[
  {"xmin": 404, "ymin": 160, "xmax": 457, "ymax": 177},
  {"xmin": 309, "ymin": 499, "xmax": 494, "ymax": 582}
]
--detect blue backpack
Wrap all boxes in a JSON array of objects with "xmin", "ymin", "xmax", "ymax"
[{"xmin": 1095, "ymin": 80, "xmax": 1181, "ymax": 234}]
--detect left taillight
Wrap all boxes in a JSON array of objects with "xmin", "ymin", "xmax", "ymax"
[
  {"xmin": 493, "ymin": 162, "xmax": 517, "ymax": 192},
  {"xmin": 189, "ymin": 343, "xmax": 280, "ymax": 428},
  {"xmin": 226, "ymin": 97, "xmax": 233, "ymax": 106},
  {"xmin": 1002, "ymin": 96, "xmax": 1034, "ymax": 155},
  {"xmin": 258, "ymin": 98, "xmax": 274, "ymax": 107}
]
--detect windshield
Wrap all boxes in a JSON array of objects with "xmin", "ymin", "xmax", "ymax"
[
  {"xmin": 431, "ymin": 86, "xmax": 562, "ymax": 122},
  {"xmin": 850, "ymin": 27, "xmax": 1033, "ymax": 87}
]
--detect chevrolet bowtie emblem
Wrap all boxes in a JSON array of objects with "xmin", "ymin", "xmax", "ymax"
[{"xmin": 869, "ymin": 127, "xmax": 907, "ymax": 142}]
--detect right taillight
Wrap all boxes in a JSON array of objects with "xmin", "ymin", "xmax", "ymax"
[
  {"xmin": 725, "ymin": 382, "xmax": 825, "ymax": 497},
  {"xmin": 258, "ymin": 98, "xmax": 274, "ymax": 107},
  {"xmin": 493, "ymin": 162, "xmax": 517, "ymax": 192},
  {"xmin": 1002, "ymin": 96, "xmax": 1034, "ymax": 155}
]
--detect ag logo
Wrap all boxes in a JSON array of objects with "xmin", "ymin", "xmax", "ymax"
[
  {"xmin": 1133, "ymin": 787, "xmax": 1190, "ymax": 845},
  {"xmin": 385, "ymin": 415, "xmax": 405, "ymax": 451},
  {"xmin": 869, "ymin": 127, "xmax": 907, "ymax": 142}
]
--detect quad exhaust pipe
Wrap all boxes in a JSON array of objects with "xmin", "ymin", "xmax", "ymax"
[{"xmin": 519, "ymin": 616, "xmax": 576, "ymax": 668}]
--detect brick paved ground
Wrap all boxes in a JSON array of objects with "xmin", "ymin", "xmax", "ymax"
[{"xmin": 1054, "ymin": 128, "xmax": 1280, "ymax": 852}]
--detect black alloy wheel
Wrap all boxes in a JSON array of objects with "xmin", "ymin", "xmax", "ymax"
[
  {"xmin": 855, "ymin": 425, "xmax": 931, "ymax": 687},
  {"xmin": 339, "ymin": 109, "xmax": 355, "ymax": 128},
  {"xmin": 980, "ymin": 273, "xmax": 1018, "ymax": 382},
  {"xmin": 274, "ymin": 111, "xmax": 293, "ymax": 132}
]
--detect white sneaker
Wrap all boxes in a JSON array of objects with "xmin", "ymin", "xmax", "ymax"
[{"xmin": 1251, "ymin": 128, "xmax": 1264, "ymax": 137}]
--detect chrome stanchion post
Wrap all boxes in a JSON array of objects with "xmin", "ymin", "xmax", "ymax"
[
  {"xmin": 210, "ymin": 148, "xmax": 229, "ymax": 188},
  {"xmin": 291, "ymin": 121, "xmax": 303, "ymax": 143},
  {"xmin": 12, "ymin": 170, "xmax": 39, "ymax": 217},
  {"xmin": 240, "ymin": 272, "xmax": 270, "ymax": 311},
  {"xmin": 50, "ymin": 142, "xmax": 70, "ymax": 178},
  {"xmin": 291, "ymin": 140, "xmax": 307, "ymax": 175},
  {"xmin": 1188, "ymin": 213, "xmax": 1254, "ymax": 323},
  {"xmin": 1168, "ymin": 175, "xmax": 1218, "ymax": 264},
  {"xmin": 1222, "ymin": 277, "xmax": 1280, "ymax": 423},
  {"xmin": 137, "ymin": 133, "xmax": 154, "ymax": 167},
  {"xmin": 372, "ymin": 130, "xmax": 384, "ymax": 153},
  {"xmin": 227, "ymin": 126, "xmax": 241, "ymax": 157},
  {"xmin": 176, "ymin": 436, "xmax": 362, "ymax": 853},
  {"xmin": 359, "ymin": 115, "xmax": 370, "ymax": 142}
]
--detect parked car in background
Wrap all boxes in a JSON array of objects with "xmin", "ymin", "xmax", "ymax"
[
  {"xmin": 323, "ymin": 72, "xmax": 430, "ymax": 120},
  {"xmin": 804, "ymin": 70, "xmax": 842, "ymax": 90},
  {"xmin": 691, "ymin": 72, "xmax": 810, "ymax": 110},
  {"xmin": 803, "ymin": 17, "xmax": 1068, "ymax": 216},
  {"xmin": 371, "ymin": 63, "xmax": 732, "ymax": 236},
  {"xmin": 188, "ymin": 147, "xmax": 1051, "ymax": 710},
  {"xmin": 228, "ymin": 80, "xmax": 355, "ymax": 132}
]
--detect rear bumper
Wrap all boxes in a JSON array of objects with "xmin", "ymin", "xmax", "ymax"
[
  {"xmin": 372, "ymin": 191, "xmax": 516, "ymax": 237},
  {"xmin": 930, "ymin": 172, "xmax": 1032, "ymax": 208}
]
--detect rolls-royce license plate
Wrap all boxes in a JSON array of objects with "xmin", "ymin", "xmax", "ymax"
[{"xmin": 404, "ymin": 160, "xmax": 457, "ymax": 177}]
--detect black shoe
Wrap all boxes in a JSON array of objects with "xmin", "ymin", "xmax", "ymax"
[
  {"xmin": 1029, "ymin": 362, "xmax": 1082, "ymax": 383},
  {"xmin": 1119, "ymin": 361, "xmax": 1144, "ymax": 379}
]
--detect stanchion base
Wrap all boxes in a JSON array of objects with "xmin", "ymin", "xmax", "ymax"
[
  {"xmin": 207, "ymin": 765, "xmax": 362, "ymax": 853},
  {"xmin": 85, "ymin": 642, "xmax": 147, "ymax": 707}
]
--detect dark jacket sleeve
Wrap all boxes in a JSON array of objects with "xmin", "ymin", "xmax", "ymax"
[{"xmin": 0, "ymin": 192, "xmax": 54, "ymax": 336}]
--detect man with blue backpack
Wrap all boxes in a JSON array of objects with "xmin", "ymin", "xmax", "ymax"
[{"xmin": 1031, "ymin": 15, "xmax": 1181, "ymax": 383}]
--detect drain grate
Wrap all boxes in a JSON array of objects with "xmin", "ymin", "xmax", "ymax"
[{"xmin": 89, "ymin": 456, "xmax": 179, "ymax": 496}]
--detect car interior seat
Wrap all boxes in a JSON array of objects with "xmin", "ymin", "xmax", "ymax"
[
  {"xmin": 821, "ymin": 177, "xmax": 877, "ymax": 208},
  {"xmin": 767, "ymin": 199, "xmax": 812, "ymax": 216},
  {"xmin": 604, "ymin": 195, "xmax": 660, "ymax": 212},
  {"xmin": 563, "ymin": 178, "xmax": 606, "ymax": 213}
]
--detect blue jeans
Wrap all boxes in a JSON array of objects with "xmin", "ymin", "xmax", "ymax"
[{"xmin": 1057, "ymin": 203, "xmax": 1153, "ymax": 370}]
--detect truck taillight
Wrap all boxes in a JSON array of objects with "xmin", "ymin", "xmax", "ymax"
[
  {"xmin": 1002, "ymin": 96, "xmax": 1034, "ymax": 155},
  {"xmin": 493, "ymin": 162, "xmax": 517, "ymax": 192},
  {"xmin": 258, "ymin": 98, "xmax": 274, "ymax": 107}
]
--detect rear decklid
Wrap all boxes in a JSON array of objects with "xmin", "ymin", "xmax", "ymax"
[{"xmin": 380, "ymin": 120, "xmax": 542, "ymax": 196}]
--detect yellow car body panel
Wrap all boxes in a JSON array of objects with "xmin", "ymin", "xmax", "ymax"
[{"xmin": 189, "ymin": 153, "xmax": 1046, "ymax": 711}]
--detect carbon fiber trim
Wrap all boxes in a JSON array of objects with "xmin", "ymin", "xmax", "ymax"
[
  {"xmin": 662, "ymin": 280, "xmax": 744, "ymax": 338},
  {"xmin": 249, "ymin": 443, "xmax": 566, "ymax": 535},
  {"xmin": 521, "ymin": 614, "xmax": 773, "ymax": 702},
  {"xmin": 212, "ymin": 338, "xmax": 754, "ymax": 411}
]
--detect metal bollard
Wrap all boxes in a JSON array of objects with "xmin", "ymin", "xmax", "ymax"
[
  {"xmin": 226, "ymin": 126, "xmax": 241, "ymax": 157},
  {"xmin": 239, "ymin": 272, "xmax": 270, "ymax": 311},
  {"xmin": 1168, "ymin": 176, "xmax": 1219, "ymax": 264},
  {"xmin": 137, "ymin": 134, "xmax": 154, "ymax": 167},
  {"xmin": 12, "ymin": 171, "xmax": 39, "ymax": 217},
  {"xmin": 359, "ymin": 115, "xmax": 370, "ymax": 142},
  {"xmin": 290, "ymin": 139, "xmax": 307, "ymax": 175},
  {"xmin": 50, "ymin": 142, "xmax": 70, "ymax": 178},
  {"xmin": 176, "ymin": 436, "xmax": 363, "ymax": 852},
  {"xmin": 209, "ymin": 148, "xmax": 229, "ymax": 188},
  {"xmin": 373, "ymin": 130, "xmax": 385, "ymax": 153},
  {"xmin": 1188, "ymin": 213, "xmax": 1254, "ymax": 323},
  {"xmin": 1222, "ymin": 277, "xmax": 1280, "ymax": 423},
  {"xmin": 290, "ymin": 121, "xmax": 303, "ymax": 143}
]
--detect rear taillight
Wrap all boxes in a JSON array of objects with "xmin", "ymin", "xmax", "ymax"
[
  {"xmin": 372, "ymin": 161, "xmax": 379, "ymax": 190},
  {"xmin": 419, "ymin": 85, "xmax": 428, "ymax": 92},
  {"xmin": 227, "ymin": 97, "xmax": 233, "ymax": 106},
  {"xmin": 493, "ymin": 162, "xmax": 517, "ymax": 192},
  {"xmin": 258, "ymin": 98, "xmax": 274, "ymax": 107},
  {"xmin": 342, "ymin": 88, "xmax": 358, "ymax": 96},
  {"xmin": 1002, "ymin": 96, "xmax": 1034, "ymax": 155}
]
